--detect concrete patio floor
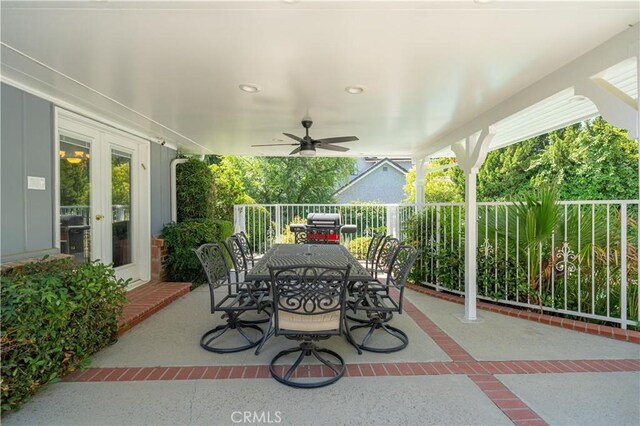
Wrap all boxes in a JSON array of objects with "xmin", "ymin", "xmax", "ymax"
[{"xmin": 4, "ymin": 286, "xmax": 639, "ymax": 426}]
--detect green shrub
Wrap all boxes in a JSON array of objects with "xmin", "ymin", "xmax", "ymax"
[
  {"xmin": 161, "ymin": 219, "xmax": 234, "ymax": 286},
  {"xmin": 1, "ymin": 258, "xmax": 127, "ymax": 413},
  {"xmin": 347, "ymin": 237, "xmax": 372, "ymax": 260},
  {"xmin": 176, "ymin": 158, "xmax": 215, "ymax": 221}
]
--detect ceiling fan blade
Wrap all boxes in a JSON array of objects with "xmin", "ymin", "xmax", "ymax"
[
  {"xmin": 251, "ymin": 143, "xmax": 298, "ymax": 147},
  {"xmin": 316, "ymin": 136, "xmax": 359, "ymax": 144},
  {"xmin": 283, "ymin": 133, "xmax": 304, "ymax": 142},
  {"xmin": 317, "ymin": 144, "xmax": 350, "ymax": 152},
  {"xmin": 289, "ymin": 146, "xmax": 302, "ymax": 155}
]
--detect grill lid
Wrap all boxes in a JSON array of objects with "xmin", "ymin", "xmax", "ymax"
[{"xmin": 306, "ymin": 213, "xmax": 341, "ymax": 227}]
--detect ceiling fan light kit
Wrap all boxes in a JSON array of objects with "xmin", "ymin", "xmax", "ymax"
[
  {"xmin": 251, "ymin": 119, "xmax": 359, "ymax": 157},
  {"xmin": 299, "ymin": 146, "xmax": 316, "ymax": 157}
]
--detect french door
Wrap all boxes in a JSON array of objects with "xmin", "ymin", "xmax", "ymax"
[{"xmin": 57, "ymin": 109, "xmax": 150, "ymax": 285}]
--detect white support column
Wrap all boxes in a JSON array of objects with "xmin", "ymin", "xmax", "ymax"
[
  {"xmin": 452, "ymin": 128, "xmax": 495, "ymax": 322},
  {"xmin": 386, "ymin": 205, "xmax": 400, "ymax": 238},
  {"xmin": 464, "ymin": 170, "xmax": 478, "ymax": 320},
  {"xmin": 233, "ymin": 205, "xmax": 246, "ymax": 234},
  {"xmin": 412, "ymin": 156, "xmax": 430, "ymax": 209}
]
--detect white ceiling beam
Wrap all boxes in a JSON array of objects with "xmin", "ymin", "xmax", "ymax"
[
  {"xmin": 575, "ymin": 78, "xmax": 639, "ymax": 138},
  {"xmin": 416, "ymin": 24, "xmax": 640, "ymax": 158}
]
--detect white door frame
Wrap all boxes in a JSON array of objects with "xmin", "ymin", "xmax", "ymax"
[{"xmin": 56, "ymin": 108, "xmax": 150, "ymax": 286}]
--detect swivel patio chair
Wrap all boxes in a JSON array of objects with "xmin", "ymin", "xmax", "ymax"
[
  {"xmin": 237, "ymin": 231, "xmax": 259, "ymax": 267},
  {"xmin": 373, "ymin": 236, "xmax": 400, "ymax": 279},
  {"xmin": 224, "ymin": 236, "xmax": 270, "ymax": 322},
  {"xmin": 364, "ymin": 232, "xmax": 386, "ymax": 274},
  {"xmin": 348, "ymin": 236, "xmax": 400, "ymax": 323},
  {"xmin": 225, "ymin": 235, "xmax": 250, "ymax": 283},
  {"xmin": 346, "ymin": 244, "xmax": 418, "ymax": 354},
  {"xmin": 193, "ymin": 243, "xmax": 265, "ymax": 353},
  {"xmin": 266, "ymin": 264, "xmax": 351, "ymax": 388}
]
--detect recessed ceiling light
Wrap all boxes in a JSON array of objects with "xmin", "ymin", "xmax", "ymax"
[
  {"xmin": 570, "ymin": 95, "xmax": 587, "ymax": 103},
  {"xmin": 272, "ymin": 138, "xmax": 283, "ymax": 142},
  {"xmin": 345, "ymin": 86, "xmax": 365, "ymax": 95},
  {"xmin": 239, "ymin": 84, "xmax": 260, "ymax": 93},
  {"xmin": 282, "ymin": 0, "xmax": 299, "ymax": 3},
  {"xmin": 473, "ymin": 0, "xmax": 494, "ymax": 3}
]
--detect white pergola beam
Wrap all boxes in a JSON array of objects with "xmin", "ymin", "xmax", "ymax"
[
  {"xmin": 417, "ymin": 24, "xmax": 639, "ymax": 158},
  {"xmin": 575, "ymin": 79, "xmax": 639, "ymax": 138}
]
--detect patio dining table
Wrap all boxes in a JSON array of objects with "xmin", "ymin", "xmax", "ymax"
[{"xmin": 245, "ymin": 243, "xmax": 373, "ymax": 283}]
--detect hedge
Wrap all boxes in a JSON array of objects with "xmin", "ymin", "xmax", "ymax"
[
  {"xmin": 176, "ymin": 158, "xmax": 215, "ymax": 221},
  {"xmin": 161, "ymin": 218, "xmax": 234, "ymax": 286},
  {"xmin": 1, "ymin": 258, "xmax": 128, "ymax": 413}
]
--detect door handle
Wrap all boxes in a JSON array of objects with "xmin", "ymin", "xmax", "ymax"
[{"xmin": 95, "ymin": 214, "xmax": 105, "ymax": 221}]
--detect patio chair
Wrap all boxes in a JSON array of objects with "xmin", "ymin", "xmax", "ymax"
[
  {"xmin": 346, "ymin": 244, "xmax": 418, "ymax": 354},
  {"xmin": 266, "ymin": 264, "xmax": 351, "ymax": 388},
  {"xmin": 236, "ymin": 231, "xmax": 259, "ymax": 267},
  {"xmin": 364, "ymin": 232, "xmax": 386, "ymax": 274},
  {"xmin": 224, "ymin": 235, "xmax": 250, "ymax": 283},
  {"xmin": 224, "ymin": 236, "xmax": 270, "ymax": 323},
  {"xmin": 193, "ymin": 243, "xmax": 265, "ymax": 353},
  {"xmin": 373, "ymin": 236, "xmax": 400, "ymax": 279}
]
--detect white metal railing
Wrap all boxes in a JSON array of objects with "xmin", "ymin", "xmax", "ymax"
[
  {"xmin": 60, "ymin": 205, "xmax": 131, "ymax": 223},
  {"xmin": 233, "ymin": 203, "xmax": 417, "ymax": 257},
  {"xmin": 235, "ymin": 201, "xmax": 639, "ymax": 329}
]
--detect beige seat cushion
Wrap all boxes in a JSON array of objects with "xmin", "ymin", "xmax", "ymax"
[{"xmin": 277, "ymin": 310, "xmax": 341, "ymax": 332}]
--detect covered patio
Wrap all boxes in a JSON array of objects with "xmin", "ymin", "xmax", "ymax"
[
  {"xmin": 3, "ymin": 284, "xmax": 639, "ymax": 425},
  {"xmin": 1, "ymin": 0, "xmax": 639, "ymax": 424}
]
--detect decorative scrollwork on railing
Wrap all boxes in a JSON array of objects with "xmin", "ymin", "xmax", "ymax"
[
  {"xmin": 480, "ymin": 238, "xmax": 494, "ymax": 257},
  {"xmin": 426, "ymin": 236, "xmax": 437, "ymax": 256},
  {"xmin": 555, "ymin": 241, "xmax": 577, "ymax": 274}
]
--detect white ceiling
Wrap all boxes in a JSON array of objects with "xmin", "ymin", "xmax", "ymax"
[{"xmin": 1, "ymin": 1, "xmax": 638, "ymax": 157}]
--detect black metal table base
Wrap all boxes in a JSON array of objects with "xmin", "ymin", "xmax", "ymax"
[
  {"xmin": 269, "ymin": 341, "xmax": 345, "ymax": 388},
  {"xmin": 200, "ymin": 312, "xmax": 264, "ymax": 353}
]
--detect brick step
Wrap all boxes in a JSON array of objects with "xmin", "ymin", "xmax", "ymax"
[{"xmin": 118, "ymin": 282, "xmax": 191, "ymax": 335}]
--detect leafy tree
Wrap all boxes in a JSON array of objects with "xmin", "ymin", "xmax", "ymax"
[
  {"xmin": 111, "ymin": 159, "xmax": 131, "ymax": 206},
  {"xmin": 428, "ymin": 117, "xmax": 638, "ymax": 202},
  {"xmin": 209, "ymin": 158, "xmax": 255, "ymax": 221},
  {"xmin": 221, "ymin": 156, "xmax": 356, "ymax": 204},
  {"xmin": 529, "ymin": 118, "xmax": 638, "ymax": 200},
  {"xmin": 59, "ymin": 159, "xmax": 90, "ymax": 206},
  {"xmin": 404, "ymin": 158, "xmax": 463, "ymax": 203}
]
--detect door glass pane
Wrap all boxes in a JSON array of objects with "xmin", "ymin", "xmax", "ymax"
[
  {"xmin": 112, "ymin": 149, "xmax": 132, "ymax": 267},
  {"xmin": 59, "ymin": 135, "xmax": 91, "ymax": 264}
]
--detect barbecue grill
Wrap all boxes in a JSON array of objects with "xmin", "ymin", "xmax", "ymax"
[{"xmin": 289, "ymin": 213, "xmax": 356, "ymax": 244}]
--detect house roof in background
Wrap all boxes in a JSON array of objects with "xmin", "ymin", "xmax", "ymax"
[{"xmin": 335, "ymin": 158, "xmax": 409, "ymax": 195}]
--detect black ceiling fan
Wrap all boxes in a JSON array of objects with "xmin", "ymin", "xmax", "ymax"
[{"xmin": 252, "ymin": 119, "xmax": 358, "ymax": 156}]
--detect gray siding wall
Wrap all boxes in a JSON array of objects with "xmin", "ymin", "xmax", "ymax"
[
  {"xmin": 1, "ymin": 83, "xmax": 56, "ymax": 261},
  {"xmin": 336, "ymin": 166, "xmax": 406, "ymax": 204},
  {"xmin": 150, "ymin": 144, "xmax": 176, "ymax": 236}
]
